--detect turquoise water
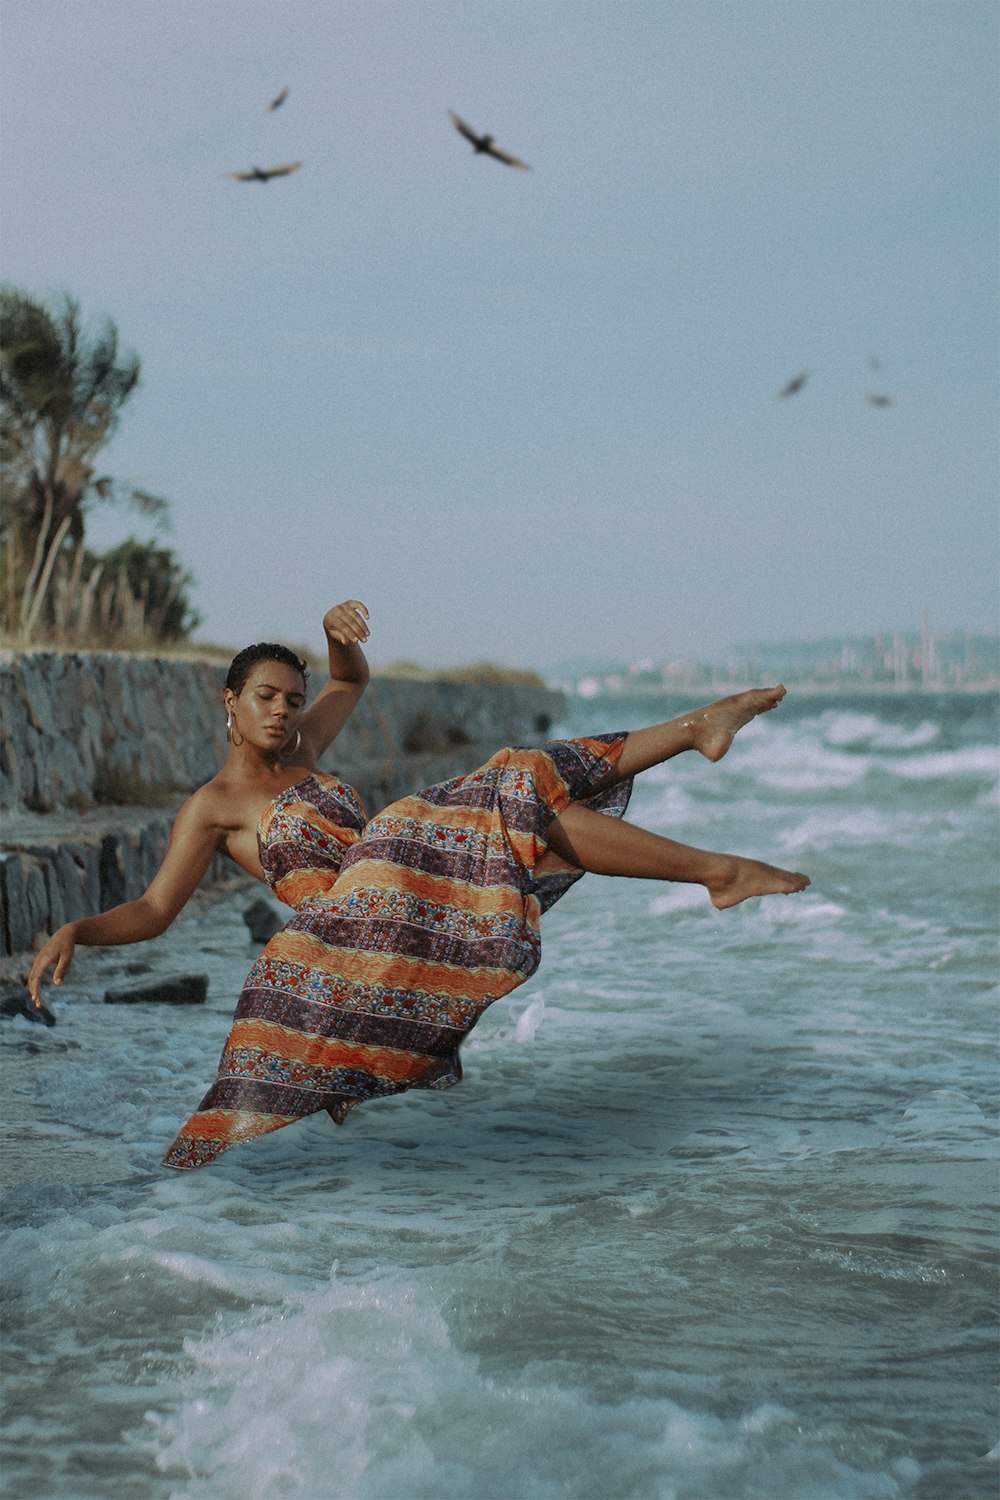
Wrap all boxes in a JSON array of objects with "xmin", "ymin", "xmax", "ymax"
[{"xmin": 2, "ymin": 691, "xmax": 997, "ymax": 1499}]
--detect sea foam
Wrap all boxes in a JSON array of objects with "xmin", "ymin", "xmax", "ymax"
[{"xmin": 142, "ymin": 1272, "xmax": 918, "ymax": 1500}]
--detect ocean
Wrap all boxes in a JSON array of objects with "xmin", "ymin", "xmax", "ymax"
[{"xmin": 2, "ymin": 690, "xmax": 997, "ymax": 1500}]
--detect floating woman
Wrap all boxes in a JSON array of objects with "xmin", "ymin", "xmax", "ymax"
[{"xmin": 27, "ymin": 599, "xmax": 809, "ymax": 1170}]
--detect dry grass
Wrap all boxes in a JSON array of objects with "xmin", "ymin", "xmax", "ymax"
[
  {"xmin": 0, "ymin": 632, "xmax": 237, "ymax": 665},
  {"xmin": 1, "ymin": 637, "xmax": 549, "ymax": 688}
]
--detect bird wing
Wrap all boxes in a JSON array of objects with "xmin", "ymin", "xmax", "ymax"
[
  {"xmin": 226, "ymin": 162, "xmax": 302, "ymax": 181},
  {"xmin": 486, "ymin": 142, "xmax": 530, "ymax": 169},
  {"xmin": 449, "ymin": 109, "xmax": 530, "ymax": 167},
  {"xmin": 448, "ymin": 110, "xmax": 480, "ymax": 145},
  {"xmin": 778, "ymin": 372, "xmax": 808, "ymax": 398},
  {"xmin": 268, "ymin": 86, "xmax": 289, "ymax": 112}
]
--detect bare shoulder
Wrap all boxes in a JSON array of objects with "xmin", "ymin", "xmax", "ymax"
[
  {"xmin": 141, "ymin": 779, "xmax": 234, "ymax": 912},
  {"xmin": 177, "ymin": 777, "xmax": 243, "ymax": 836}
]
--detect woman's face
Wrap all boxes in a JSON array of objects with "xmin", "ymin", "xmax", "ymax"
[{"xmin": 226, "ymin": 660, "xmax": 307, "ymax": 751}]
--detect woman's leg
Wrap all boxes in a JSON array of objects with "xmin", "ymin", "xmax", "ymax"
[
  {"xmin": 602, "ymin": 685, "xmax": 787, "ymax": 785},
  {"xmin": 535, "ymin": 684, "xmax": 806, "ymax": 906},
  {"xmin": 546, "ymin": 803, "xmax": 809, "ymax": 910}
]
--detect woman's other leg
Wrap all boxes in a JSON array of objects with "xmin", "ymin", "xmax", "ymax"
[{"xmin": 546, "ymin": 803, "xmax": 809, "ymax": 910}]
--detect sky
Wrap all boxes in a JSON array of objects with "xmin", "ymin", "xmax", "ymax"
[{"xmin": 2, "ymin": 0, "xmax": 997, "ymax": 672}]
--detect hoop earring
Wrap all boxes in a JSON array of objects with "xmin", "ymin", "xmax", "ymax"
[
  {"xmin": 288, "ymin": 728, "xmax": 302, "ymax": 757},
  {"xmin": 226, "ymin": 711, "xmax": 244, "ymax": 747}
]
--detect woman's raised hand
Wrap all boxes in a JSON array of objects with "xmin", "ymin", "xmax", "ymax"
[
  {"xmin": 323, "ymin": 600, "xmax": 370, "ymax": 646},
  {"xmin": 27, "ymin": 924, "xmax": 77, "ymax": 1006}
]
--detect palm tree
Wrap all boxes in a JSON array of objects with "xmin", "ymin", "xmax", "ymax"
[{"xmin": 0, "ymin": 287, "xmax": 167, "ymax": 639}]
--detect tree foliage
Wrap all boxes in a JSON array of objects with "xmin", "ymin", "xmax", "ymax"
[
  {"xmin": 1, "ymin": 286, "xmax": 196, "ymax": 644},
  {"xmin": 90, "ymin": 539, "xmax": 202, "ymax": 642}
]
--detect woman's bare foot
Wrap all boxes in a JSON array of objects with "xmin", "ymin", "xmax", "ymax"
[
  {"xmin": 707, "ymin": 855, "xmax": 810, "ymax": 910},
  {"xmin": 686, "ymin": 686, "xmax": 787, "ymax": 763}
]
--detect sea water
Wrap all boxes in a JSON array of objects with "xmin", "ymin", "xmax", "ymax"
[{"xmin": 1, "ymin": 691, "xmax": 997, "ymax": 1500}]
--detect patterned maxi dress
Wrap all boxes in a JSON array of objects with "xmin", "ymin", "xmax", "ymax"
[{"xmin": 162, "ymin": 734, "xmax": 631, "ymax": 1170}]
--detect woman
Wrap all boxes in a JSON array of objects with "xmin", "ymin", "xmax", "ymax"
[{"xmin": 27, "ymin": 598, "xmax": 809, "ymax": 1170}]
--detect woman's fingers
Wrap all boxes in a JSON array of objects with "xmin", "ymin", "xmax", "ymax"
[
  {"xmin": 326, "ymin": 599, "xmax": 370, "ymax": 643},
  {"xmin": 27, "ymin": 961, "xmax": 48, "ymax": 1005},
  {"xmin": 28, "ymin": 933, "xmax": 74, "ymax": 1004}
]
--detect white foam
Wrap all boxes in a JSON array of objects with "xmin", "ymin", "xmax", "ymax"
[
  {"xmin": 778, "ymin": 808, "xmax": 899, "ymax": 852},
  {"xmin": 884, "ymin": 746, "xmax": 1000, "ymax": 780},
  {"xmin": 733, "ymin": 727, "xmax": 872, "ymax": 791},
  {"xmin": 141, "ymin": 1273, "xmax": 913, "ymax": 1500},
  {"xmin": 622, "ymin": 778, "xmax": 701, "ymax": 825},
  {"xmin": 514, "ymin": 996, "xmax": 546, "ymax": 1043},
  {"xmin": 756, "ymin": 894, "xmax": 848, "ymax": 926},
  {"xmin": 648, "ymin": 887, "xmax": 709, "ymax": 916},
  {"xmin": 821, "ymin": 711, "xmax": 891, "ymax": 745},
  {"xmin": 821, "ymin": 712, "xmax": 939, "ymax": 751}
]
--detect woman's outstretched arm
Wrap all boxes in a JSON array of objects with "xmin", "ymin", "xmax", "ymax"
[
  {"xmin": 27, "ymin": 792, "xmax": 224, "ymax": 1006},
  {"xmin": 295, "ymin": 600, "xmax": 371, "ymax": 764}
]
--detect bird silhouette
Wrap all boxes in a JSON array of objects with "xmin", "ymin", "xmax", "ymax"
[
  {"xmin": 267, "ymin": 86, "xmax": 289, "ymax": 112},
  {"xmin": 866, "ymin": 393, "xmax": 894, "ymax": 407},
  {"xmin": 227, "ymin": 162, "xmax": 302, "ymax": 183},
  {"xmin": 778, "ymin": 371, "xmax": 809, "ymax": 398},
  {"xmin": 448, "ymin": 111, "xmax": 530, "ymax": 169}
]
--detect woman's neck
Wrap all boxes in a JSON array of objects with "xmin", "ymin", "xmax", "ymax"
[{"xmin": 224, "ymin": 744, "xmax": 290, "ymax": 780}]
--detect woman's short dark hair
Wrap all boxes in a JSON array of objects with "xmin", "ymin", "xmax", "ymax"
[{"xmin": 226, "ymin": 643, "xmax": 309, "ymax": 696}]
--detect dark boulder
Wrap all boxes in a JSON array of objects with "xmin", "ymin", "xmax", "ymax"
[
  {"xmin": 104, "ymin": 973, "xmax": 208, "ymax": 1005},
  {"xmin": 243, "ymin": 897, "xmax": 284, "ymax": 945},
  {"xmin": 0, "ymin": 984, "xmax": 57, "ymax": 1027}
]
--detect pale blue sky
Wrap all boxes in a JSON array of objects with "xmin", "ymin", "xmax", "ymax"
[{"xmin": 2, "ymin": 0, "xmax": 996, "ymax": 669}]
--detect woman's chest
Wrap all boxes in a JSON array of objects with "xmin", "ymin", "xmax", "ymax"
[{"xmin": 258, "ymin": 774, "xmax": 368, "ymax": 902}]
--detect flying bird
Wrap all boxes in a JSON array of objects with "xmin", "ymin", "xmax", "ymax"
[
  {"xmin": 778, "ymin": 371, "xmax": 809, "ymax": 399},
  {"xmin": 267, "ymin": 86, "xmax": 289, "ymax": 112},
  {"xmin": 866, "ymin": 393, "xmax": 894, "ymax": 407},
  {"xmin": 226, "ymin": 162, "xmax": 302, "ymax": 183},
  {"xmin": 448, "ymin": 111, "xmax": 530, "ymax": 169}
]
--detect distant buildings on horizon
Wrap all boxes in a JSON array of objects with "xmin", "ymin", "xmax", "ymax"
[{"xmin": 551, "ymin": 628, "xmax": 1000, "ymax": 698}]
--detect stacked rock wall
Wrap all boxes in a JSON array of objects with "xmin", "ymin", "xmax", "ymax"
[{"xmin": 0, "ymin": 650, "xmax": 565, "ymax": 957}]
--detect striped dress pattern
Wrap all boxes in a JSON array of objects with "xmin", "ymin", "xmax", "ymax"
[{"xmin": 162, "ymin": 734, "xmax": 631, "ymax": 1170}]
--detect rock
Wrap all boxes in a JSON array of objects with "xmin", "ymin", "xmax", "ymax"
[
  {"xmin": 99, "ymin": 831, "xmax": 134, "ymax": 910},
  {"xmin": 0, "ymin": 855, "xmax": 49, "ymax": 956},
  {"xmin": 104, "ymin": 973, "xmax": 208, "ymax": 1005},
  {"xmin": 243, "ymin": 897, "xmax": 284, "ymax": 944},
  {"xmin": 60, "ymin": 841, "xmax": 102, "ymax": 920},
  {"xmin": 0, "ymin": 984, "xmax": 57, "ymax": 1027}
]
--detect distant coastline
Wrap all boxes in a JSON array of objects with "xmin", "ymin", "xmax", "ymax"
[{"xmin": 550, "ymin": 629, "xmax": 999, "ymax": 700}]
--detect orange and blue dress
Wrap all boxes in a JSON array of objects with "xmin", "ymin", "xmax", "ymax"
[{"xmin": 162, "ymin": 734, "xmax": 631, "ymax": 1170}]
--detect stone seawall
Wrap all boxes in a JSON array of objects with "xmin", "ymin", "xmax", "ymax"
[{"xmin": 0, "ymin": 651, "xmax": 565, "ymax": 958}]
